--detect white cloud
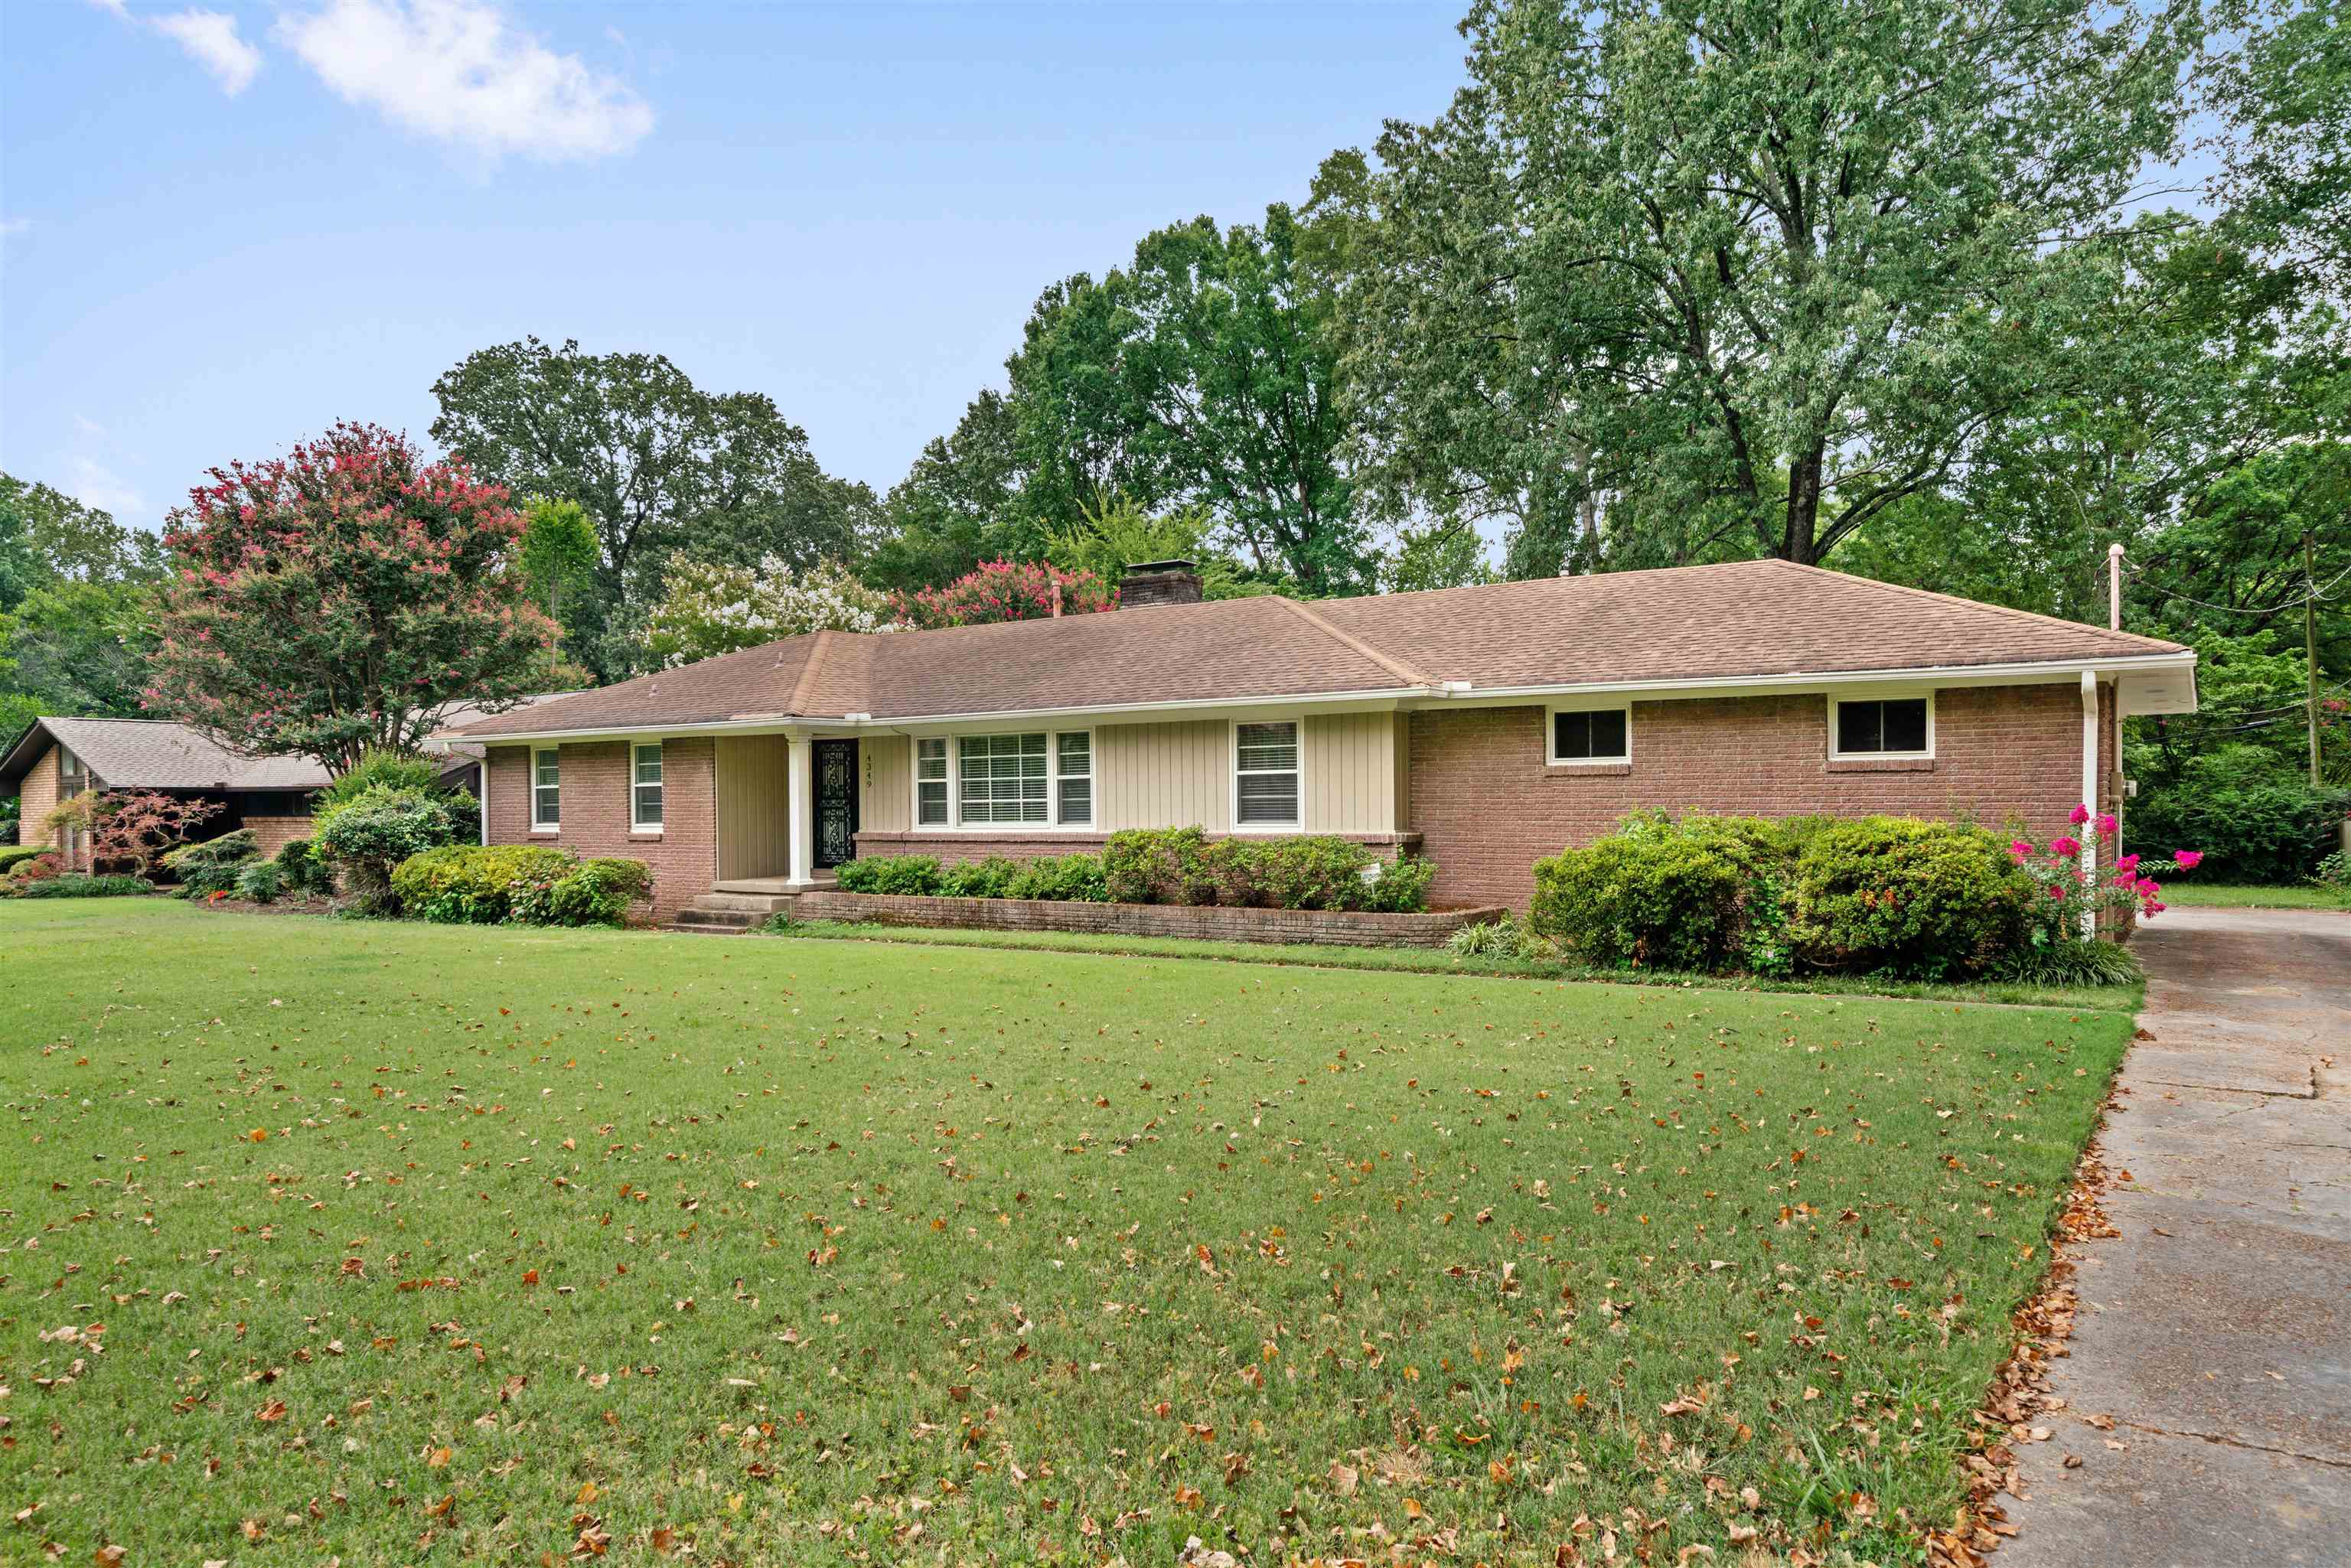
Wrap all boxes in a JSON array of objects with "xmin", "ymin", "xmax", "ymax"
[
  {"xmin": 152, "ymin": 9, "xmax": 262, "ymax": 95},
  {"xmin": 83, "ymin": 0, "xmax": 130, "ymax": 17},
  {"xmin": 277, "ymin": 0, "xmax": 653, "ymax": 162},
  {"xmin": 64, "ymin": 455, "xmax": 147, "ymax": 523}
]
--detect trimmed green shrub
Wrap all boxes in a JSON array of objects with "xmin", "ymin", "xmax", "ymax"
[
  {"xmin": 1786, "ymin": 818, "xmax": 2033, "ymax": 980},
  {"xmin": 538, "ymin": 858, "xmax": 654, "ymax": 927},
  {"xmin": 2313, "ymin": 851, "xmax": 2351, "ymax": 907},
  {"xmin": 1364, "ymin": 854, "xmax": 1436, "ymax": 914},
  {"xmin": 161, "ymin": 829, "xmax": 261, "ymax": 897},
  {"xmin": 316, "ymin": 788, "xmax": 457, "ymax": 914},
  {"xmin": 939, "ymin": 856, "xmax": 1022, "ymax": 898},
  {"xmin": 1102, "ymin": 826, "xmax": 1214, "ymax": 905},
  {"xmin": 275, "ymin": 836, "xmax": 334, "ymax": 896},
  {"xmin": 233, "ymin": 861, "xmax": 283, "ymax": 903},
  {"xmin": 1003, "ymin": 853, "xmax": 1110, "ymax": 902},
  {"xmin": 1531, "ymin": 819, "xmax": 1755, "ymax": 970},
  {"xmin": 0, "ymin": 843, "xmax": 48, "ymax": 876},
  {"xmin": 315, "ymin": 749, "xmax": 442, "ymax": 817},
  {"xmin": 836, "ymin": 854, "xmax": 944, "ymax": 895},
  {"xmin": 3, "ymin": 848, "xmax": 64, "ymax": 889},
  {"xmin": 18, "ymin": 873, "xmax": 152, "ymax": 899},
  {"xmin": 391, "ymin": 843, "xmax": 576, "ymax": 923}
]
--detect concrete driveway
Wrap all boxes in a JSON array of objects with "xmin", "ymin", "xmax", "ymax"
[{"xmin": 2002, "ymin": 905, "xmax": 2351, "ymax": 1567}]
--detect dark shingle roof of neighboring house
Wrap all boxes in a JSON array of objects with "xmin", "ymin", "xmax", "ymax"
[
  {"xmin": 0, "ymin": 717, "xmax": 334, "ymax": 791},
  {"xmin": 445, "ymin": 559, "xmax": 2193, "ymax": 740},
  {"xmin": 3, "ymin": 697, "xmax": 585, "ymax": 792}
]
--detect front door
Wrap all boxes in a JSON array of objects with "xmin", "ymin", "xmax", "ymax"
[{"xmin": 814, "ymin": 738, "xmax": 859, "ymax": 869}]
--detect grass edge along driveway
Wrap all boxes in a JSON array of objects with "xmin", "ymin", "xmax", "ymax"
[{"xmin": 2, "ymin": 900, "xmax": 2131, "ymax": 1566}]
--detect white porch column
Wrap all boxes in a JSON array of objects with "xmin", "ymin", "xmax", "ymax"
[
  {"xmin": 2079, "ymin": 670, "xmax": 2099, "ymax": 940},
  {"xmin": 785, "ymin": 731, "xmax": 815, "ymax": 888}
]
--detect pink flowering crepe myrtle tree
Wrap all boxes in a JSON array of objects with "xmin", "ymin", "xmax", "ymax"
[
  {"xmin": 2008, "ymin": 803, "xmax": 2204, "ymax": 941},
  {"xmin": 889, "ymin": 560, "xmax": 1117, "ymax": 629},
  {"xmin": 144, "ymin": 422, "xmax": 574, "ymax": 775}
]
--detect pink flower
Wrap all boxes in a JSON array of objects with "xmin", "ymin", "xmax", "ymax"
[
  {"xmin": 2009, "ymin": 839, "xmax": 2033, "ymax": 861},
  {"xmin": 2046, "ymin": 883, "xmax": 2068, "ymax": 899},
  {"xmin": 2135, "ymin": 877, "xmax": 2160, "ymax": 896},
  {"xmin": 2146, "ymin": 901, "xmax": 2165, "ymax": 914},
  {"xmin": 2173, "ymin": 850, "xmax": 2203, "ymax": 870},
  {"xmin": 2069, "ymin": 804, "xmax": 2092, "ymax": 826},
  {"xmin": 2115, "ymin": 853, "xmax": 2139, "ymax": 875},
  {"xmin": 2094, "ymin": 813, "xmax": 2117, "ymax": 836},
  {"xmin": 2050, "ymin": 836, "xmax": 2082, "ymax": 858}
]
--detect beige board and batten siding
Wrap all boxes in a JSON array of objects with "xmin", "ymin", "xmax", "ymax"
[
  {"xmin": 860, "ymin": 733, "xmax": 912, "ymax": 833},
  {"xmin": 1303, "ymin": 711, "xmax": 1406, "ymax": 834},
  {"xmin": 1095, "ymin": 711, "xmax": 1405, "ymax": 835},
  {"xmin": 714, "ymin": 734, "xmax": 791, "ymax": 880}
]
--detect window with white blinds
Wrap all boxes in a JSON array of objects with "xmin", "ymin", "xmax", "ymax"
[
  {"xmin": 1234, "ymin": 721, "xmax": 1301, "ymax": 827},
  {"xmin": 958, "ymin": 732, "xmax": 1050, "ymax": 825},
  {"xmin": 915, "ymin": 738, "xmax": 948, "ymax": 826}
]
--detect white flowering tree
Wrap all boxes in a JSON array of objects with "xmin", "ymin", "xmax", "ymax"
[{"xmin": 643, "ymin": 557, "xmax": 903, "ymax": 667}]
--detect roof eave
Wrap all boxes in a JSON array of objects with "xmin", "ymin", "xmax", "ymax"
[{"xmin": 441, "ymin": 648, "xmax": 2196, "ymax": 745}]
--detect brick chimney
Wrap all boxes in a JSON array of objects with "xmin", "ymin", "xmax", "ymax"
[{"xmin": 1118, "ymin": 559, "xmax": 1204, "ymax": 609}]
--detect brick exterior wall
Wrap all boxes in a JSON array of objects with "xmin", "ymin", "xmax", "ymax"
[
  {"xmin": 244, "ymin": 816, "xmax": 315, "ymax": 856},
  {"xmin": 796, "ymin": 890, "xmax": 1508, "ymax": 949},
  {"xmin": 17, "ymin": 744, "xmax": 60, "ymax": 851},
  {"xmin": 1408, "ymin": 684, "xmax": 2095, "ymax": 911},
  {"xmin": 484, "ymin": 738, "xmax": 717, "ymax": 921}
]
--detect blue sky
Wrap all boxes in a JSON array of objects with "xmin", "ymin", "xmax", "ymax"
[{"xmin": 2, "ymin": 0, "xmax": 1469, "ymax": 533}]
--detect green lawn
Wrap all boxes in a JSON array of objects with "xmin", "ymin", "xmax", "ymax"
[
  {"xmin": 2157, "ymin": 881, "xmax": 2347, "ymax": 911},
  {"xmin": 2, "ymin": 900, "xmax": 2134, "ymax": 1566}
]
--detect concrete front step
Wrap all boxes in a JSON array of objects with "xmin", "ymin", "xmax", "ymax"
[
  {"xmin": 696, "ymin": 892, "xmax": 798, "ymax": 914},
  {"xmin": 669, "ymin": 907, "xmax": 766, "ymax": 932}
]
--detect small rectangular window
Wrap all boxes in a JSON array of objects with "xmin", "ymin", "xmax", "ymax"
[
  {"xmin": 1056, "ymin": 732, "xmax": 1093, "ymax": 825},
  {"xmin": 915, "ymin": 738, "xmax": 948, "ymax": 826},
  {"xmin": 1549, "ymin": 706, "xmax": 1630, "ymax": 764},
  {"xmin": 1834, "ymin": 697, "xmax": 1931, "ymax": 757},
  {"xmin": 532, "ymin": 748, "xmax": 560, "ymax": 830},
  {"xmin": 959, "ymin": 732, "xmax": 1048, "ymax": 825},
  {"xmin": 1234, "ymin": 720, "xmax": 1300, "ymax": 827},
  {"xmin": 631, "ymin": 742, "xmax": 664, "ymax": 830}
]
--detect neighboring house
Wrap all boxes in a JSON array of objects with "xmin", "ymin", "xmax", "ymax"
[
  {"xmin": 441, "ymin": 559, "xmax": 2200, "ymax": 922},
  {"xmin": 2, "ymin": 717, "xmax": 337, "ymax": 863},
  {"xmin": 3, "ymin": 698, "xmax": 574, "ymax": 868}
]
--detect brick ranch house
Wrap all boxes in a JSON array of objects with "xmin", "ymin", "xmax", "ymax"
[
  {"xmin": 437, "ymin": 559, "xmax": 2200, "ymax": 924},
  {"xmin": 4, "ymin": 699, "xmax": 572, "ymax": 868}
]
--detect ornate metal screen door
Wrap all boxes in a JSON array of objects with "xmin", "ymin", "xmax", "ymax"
[{"xmin": 814, "ymin": 739, "xmax": 859, "ymax": 868}]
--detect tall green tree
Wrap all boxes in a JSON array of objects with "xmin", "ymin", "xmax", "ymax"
[
  {"xmin": 0, "ymin": 472, "xmax": 162, "ymax": 588},
  {"xmin": 429, "ymin": 337, "xmax": 878, "ymax": 681},
  {"xmin": 2213, "ymin": 0, "xmax": 2350, "ymax": 294},
  {"xmin": 865, "ymin": 390, "xmax": 1028, "ymax": 591},
  {"xmin": 1322, "ymin": 0, "xmax": 2203, "ymax": 575},
  {"xmin": 1011, "ymin": 209, "xmax": 1368, "ymax": 592}
]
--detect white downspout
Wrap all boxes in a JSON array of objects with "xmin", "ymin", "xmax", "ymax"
[
  {"xmin": 479, "ymin": 751, "xmax": 490, "ymax": 846},
  {"xmin": 2079, "ymin": 670, "xmax": 2099, "ymax": 940}
]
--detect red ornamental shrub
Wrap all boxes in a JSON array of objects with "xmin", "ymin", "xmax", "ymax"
[
  {"xmin": 145, "ymin": 422, "xmax": 570, "ymax": 774},
  {"xmin": 43, "ymin": 790, "xmax": 223, "ymax": 875},
  {"xmin": 890, "ymin": 560, "xmax": 1117, "ymax": 629}
]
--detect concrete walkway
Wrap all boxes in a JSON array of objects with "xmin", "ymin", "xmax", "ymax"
[{"xmin": 2004, "ymin": 905, "xmax": 2351, "ymax": 1568}]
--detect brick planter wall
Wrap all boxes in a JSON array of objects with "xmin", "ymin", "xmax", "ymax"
[{"xmin": 794, "ymin": 890, "xmax": 1507, "ymax": 949}]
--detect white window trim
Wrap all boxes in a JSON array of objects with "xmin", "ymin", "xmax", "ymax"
[
  {"xmin": 630, "ymin": 741, "xmax": 665, "ymax": 834},
  {"xmin": 1544, "ymin": 699, "xmax": 1633, "ymax": 767},
  {"xmin": 1828, "ymin": 690, "xmax": 1937, "ymax": 761},
  {"xmin": 1229, "ymin": 716, "xmax": 1305, "ymax": 833},
  {"xmin": 905, "ymin": 726, "xmax": 1101, "ymax": 833},
  {"xmin": 530, "ymin": 746, "xmax": 561, "ymax": 832}
]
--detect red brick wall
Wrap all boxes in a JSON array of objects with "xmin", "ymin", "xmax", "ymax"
[
  {"xmin": 1409, "ymin": 684, "xmax": 2092, "ymax": 911},
  {"xmin": 796, "ymin": 890, "xmax": 1508, "ymax": 949},
  {"xmin": 484, "ymin": 738, "xmax": 716, "ymax": 920}
]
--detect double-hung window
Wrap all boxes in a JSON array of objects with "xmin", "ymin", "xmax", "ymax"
[
  {"xmin": 1831, "ymin": 696, "xmax": 1932, "ymax": 758},
  {"xmin": 915, "ymin": 738, "xmax": 949, "ymax": 826},
  {"xmin": 1234, "ymin": 720, "xmax": 1301, "ymax": 829},
  {"xmin": 958, "ymin": 732, "xmax": 1049, "ymax": 824},
  {"xmin": 531, "ymin": 747, "xmax": 561, "ymax": 830},
  {"xmin": 918, "ymin": 731, "xmax": 1094, "ymax": 828},
  {"xmin": 631, "ymin": 742, "xmax": 664, "ymax": 830},
  {"xmin": 1056, "ymin": 732, "xmax": 1093, "ymax": 825}
]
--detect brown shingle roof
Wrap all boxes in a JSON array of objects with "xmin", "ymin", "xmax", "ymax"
[
  {"xmin": 448, "ymin": 560, "xmax": 2189, "ymax": 739},
  {"xmin": 1, "ymin": 718, "xmax": 331, "ymax": 791}
]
